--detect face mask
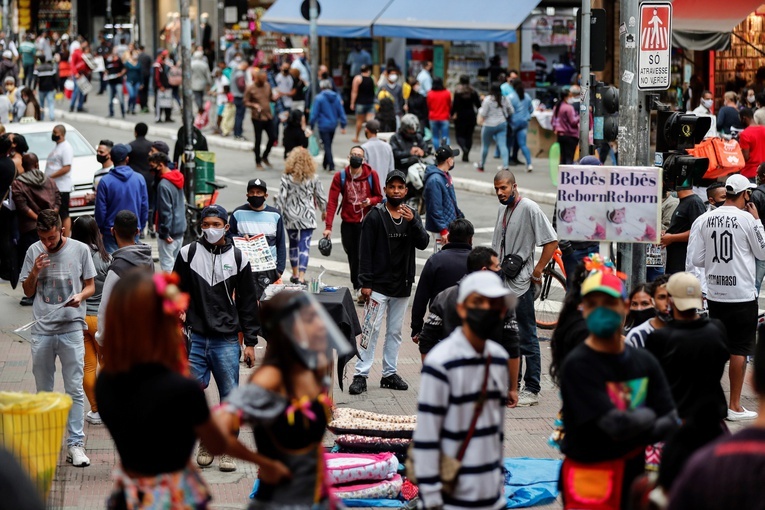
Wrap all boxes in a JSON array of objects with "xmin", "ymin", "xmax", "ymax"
[
  {"xmin": 387, "ymin": 196, "xmax": 404, "ymax": 207},
  {"xmin": 499, "ymin": 193, "xmax": 516, "ymax": 207},
  {"xmin": 282, "ymin": 70, "xmax": 289, "ymax": 75},
  {"xmin": 749, "ymin": 96, "xmax": 756, "ymax": 104},
  {"xmin": 585, "ymin": 307, "xmax": 624, "ymax": 338},
  {"xmin": 201, "ymin": 227, "xmax": 225, "ymax": 244},
  {"xmin": 465, "ymin": 308, "xmax": 504, "ymax": 340},
  {"xmin": 567, "ymin": 97, "xmax": 576, "ymax": 104},
  {"xmin": 701, "ymin": 98, "xmax": 713, "ymax": 109},
  {"xmin": 388, "ymin": 73, "xmax": 398, "ymax": 83},
  {"xmin": 448, "ymin": 160, "xmax": 455, "ymax": 171},
  {"xmin": 51, "ymin": 134, "xmax": 59, "ymax": 142},
  {"xmin": 193, "ymin": 51, "xmax": 203, "ymax": 59},
  {"xmin": 626, "ymin": 308, "xmax": 655, "ymax": 329},
  {"xmin": 349, "ymin": 156, "xmax": 363, "ymax": 169},
  {"xmin": 248, "ymin": 195, "xmax": 266, "ymax": 209},
  {"xmin": 96, "ymin": 154, "xmax": 108, "ymax": 164},
  {"xmin": 712, "ymin": 200, "xmax": 726, "ymax": 209},
  {"xmin": 49, "ymin": 234, "xmax": 64, "ymax": 252},
  {"xmin": 656, "ymin": 310, "xmax": 672, "ymax": 323}
]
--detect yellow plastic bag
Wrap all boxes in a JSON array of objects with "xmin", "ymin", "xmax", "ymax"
[{"xmin": 0, "ymin": 391, "xmax": 72, "ymax": 499}]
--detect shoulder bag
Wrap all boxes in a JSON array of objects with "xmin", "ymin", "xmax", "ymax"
[{"xmin": 499, "ymin": 199, "xmax": 526, "ymax": 280}]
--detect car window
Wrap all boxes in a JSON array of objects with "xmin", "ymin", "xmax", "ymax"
[{"xmin": 24, "ymin": 131, "xmax": 96, "ymax": 160}]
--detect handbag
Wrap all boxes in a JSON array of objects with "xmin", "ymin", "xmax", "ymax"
[
  {"xmin": 157, "ymin": 89, "xmax": 173, "ymax": 109},
  {"xmin": 498, "ymin": 198, "xmax": 525, "ymax": 280},
  {"xmin": 405, "ymin": 355, "xmax": 493, "ymax": 495},
  {"xmin": 308, "ymin": 133, "xmax": 320, "ymax": 157}
]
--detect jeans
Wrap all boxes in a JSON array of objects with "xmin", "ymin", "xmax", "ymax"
[
  {"xmin": 562, "ymin": 246, "xmax": 598, "ymax": 291},
  {"xmin": 193, "ymin": 90, "xmax": 205, "ymax": 111},
  {"xmin": 481, "ymin": 122, "xmax": 509, "ymax": 169},
  {"xmin": 430, "ymin": 120, "xmax": 450, "ymax": 149},
  {"xmin": 756, "ymin": 259, "xmax": 765, "ymax": 296},
  {"xmin": 354, "ymin": 291, "xmax": 409, "ymax": 378},
  {"xmin": 234, "ymin": 97, "xmax": 245, "ymax": 137},
  {"xmin": 98, "ymin": 71, "xmax": 107, "ymax": 94},
  {"xmin": 495, "ymin": 123, "xmax": 513, "ymax": 158},
  {"xmin": 31, "ymin": 330, "xmax": 85, "ymax": 446},
  {"xmin": 139, "ymin": 76, "xmax": 150, "ymax": 110},
  {"xmin": 70, "ymin": 79, "xmax": 86, "ymax": 111},
  {"xmin": 515, "ymin": 123, "xmax": 533, "ymax": 166},
  {"xmin": 515, "ymin": 286, "xmax": 541, "ymax": 394},
  {"xmin": 23, "ymin": 63, "xmax": 35, "ymax": 88},
  {"xmin": 158, "ymin": 237, "xmax": 183, "ymax": 272},
  {"xmin": 252, "ymin": 119, "xmax": 275, "ymax": 164},
  {"xmin": 188, "ymin": 332, "xmax": 240, "ymax": 401},
  {"xmin": 287, "ymin": 229, "xmax": 313, "ymax": 273},
  {"xmin": 319, "ymin": 128, "xmax": 336, "ymax": 171},
  {"xmin": 341, "ymin": 222, "xmax": 362, "ymax": 289},
  {"xmin": 126, "ymin": 80, "xmax": 140, "ymax": 112},
  {"xmin": 646, "ymin": 265, "xmax": 665, "ymax": 283},
  {"xmin": 39, "ymin": 90, "xmax": 55, "ymax": 121},
  {"xmin": 108, "ymin": 82, "xmax": 125, "ymax": 117}
]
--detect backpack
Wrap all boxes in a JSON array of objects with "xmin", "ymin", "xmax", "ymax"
[
  {"xmin": 340, "ymin": 169, "xmax": 374, "ymax": 190},
  {"xmin": 167, "ymin": 65, "xmax": 183, "ymax": 87}
]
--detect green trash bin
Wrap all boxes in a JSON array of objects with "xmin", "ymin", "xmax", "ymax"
[{"xmin": 194, "ymin": 151, "xmax": 216, "ymax": 195}]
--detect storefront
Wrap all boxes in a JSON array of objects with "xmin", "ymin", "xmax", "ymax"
[{"xmin": 713, "ymin": 10, "xmax": 765, "ymax": 99}]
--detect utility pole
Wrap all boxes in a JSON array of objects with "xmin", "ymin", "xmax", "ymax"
[
  {"xmin": 1, "ymin": 0, "xmax": 7, "ymax": 33},
  {"xmin": 578, "ymin": 0, "xmax": 591, "ymax": 158},
  {"xmin": 309, "ymin": 0, "xmax": 319, "ymax": 106},
  {"xmin": 180, "ymin": 0, "xmax": 195, "ymax": 202},
  {"xmin": 106, "ymin": 0, "xmax": 113, "ymax": 39},
  {"xmin": 217, "ymin": 0, "xmax": 225, "ymax": 65}
]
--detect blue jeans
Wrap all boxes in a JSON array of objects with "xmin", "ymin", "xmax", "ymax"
[
  {"xmin": 319, "ymin": 128, "xmax": 336, "ymax": 170},
  {"xmin": 31, "ymin": 330, "xmax": 85, "ymax": 446},
  {"xmin": 481, "ymin": 122, "xmax": 509, "ymax": 168},
  {"xmin": 126, "ymin": 80, "xmax": 140, "ymax": 112},
  {"xmin": 70, "ymin": 79, "xmax": 86, "ymax": 111},
  {"xmin": 514, "ymin": 123, "xmax": 533, "ymax": 166},
  {"xmin": 562, "ymin": 245, "xmax": 598, "ymax": 291},
  {"xmin": 234, "ymin": 97, "xmax": 245, "ymax": 137},
  {"xmin": 646, "ymin": 265, "xmax": 665, "ymax": 283},
  {"xmin": 108, "ymin": 82, "xmax": 125, "ymax": 117},
  {"xmin": 355, "ymin": 292, "xmax": 409, "ymax": 378},
  {"xmin": 39, "ymin": 90, "xmax": 55, "ymax": 121},
  {"xmin": 188, "ymin": 332, "xmax": 240, "ymax": 401},
  {"xmin": 756, "ymin": 259, "xmax": 765, "ymax": 296},
  {"xmin": 430, "ymin": 120, "xmax": 450, "ymax": 149},
  {"xmin": 516, "ymin": 286, "xmax": 541, "ymax": 394},
  {"xmin": 287, "ymin": 229, "xmax": 312, "ymax": 273},
  {"xmin": 158, "ymin": 237, "xmax": 183, "ymax": 272}
]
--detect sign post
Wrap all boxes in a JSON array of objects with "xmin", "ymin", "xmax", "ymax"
[{"xmin": 637, "ymin": 3, "xmax": 672, "ymax": 91}]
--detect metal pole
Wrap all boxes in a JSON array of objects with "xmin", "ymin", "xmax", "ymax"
[
  {"xmin": 579, "ymin": 0, "xmax": 591, "ymax": 158},
  {"xmin": 309, "ymin": 0, "xmax": 319, "ymax": 106},
  {"xmin": 196, "ymin": 0, "xmax": 202, "ymax": 47},
  {"xmin": 217, "ymin": 0, "xmax": 225, "ymax": 65},
  {"xmin": 2, "ymin": 0, "xmax": 8, "ymax": 33},
  {"xmin": 106, "ymin": 0, "xmax": 113, "ymax": 40},
  {"xmin": 181, "ymin": 0, "xmax": 195, "ymax": 203}
]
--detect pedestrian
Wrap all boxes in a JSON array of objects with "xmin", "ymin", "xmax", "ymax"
[
  {"xmin": 136, "ymin": 44, "xmax": 152, "ymax": 113},
  {"xmin": 97, "ymin": 271, "xmax": 262, "ymax": 507},
  {"xmin": 173, "ymin": 204, "xmax": 260, "ymax": 472},
  {"xmin": 411, "ymin": 218, "xmax": 473, "ymax": 344},
  {"xmin": 717, "ymin": 91, "xmax": 742, "ymax": 135},
  {"xmin": 149, "ymin": 152, "xmax": 185, "ymax": 271},
  {"xmin": 190, "ymin": 48, "xmax": 212, "ymax": 112},
  {"xmin": 4, "ymin": 76, "xmax": 24, "ymax": 122},
  {"xmin": 19, "ymin": 209, "xmax": 96, "ymax": 467},
  {"xmin": 552, "ymin": 88, "xmax": 579, "ymax": 165},
  {"xmin": 559, "ymin": 268, "xmax": 678, "ymax": 509},
  {"xmin": 688, "ymin": 174, "xmax": 765, "ymax": 421},
  {"xmin": 33, "ymin": 54, "xmax": 56, "ymax": 121},
  {"xmin": 348, "ymin": 170, "xmax": 429, "ymax": 395},
  {"xmin": 19, "ymin": 34, "xmax": 36, "ymax": 89},
  {"xmin": 755, "ymin": 93, "xmax": 765, "ymax": 125},
  {"xmin": 12, "ymin": 153, "xmax": 59, "ymax": 305},
  {"xmin": 288, "ymin": 67, "xmax": 306, "ymax": 113},
  {"xmin": 230, "ymin": 59, "xmax": 248, "ymax": 141},
  {"xmin": 323, "ymin": 145, "xmax": 383, "ymax": 302},
  {"xmin": 211, "ymin": 65, "xmax": 230, "ymax": 135},
  {"xmin": 104, "ymin": 47, "xmax": 126, "ymax": 118},
  {"xmin": 94, "ymin": 143, "xmax": 149, "ymax": 254},
  {"xmin": 20, "ymin": 87, "xmax": 41, "ymax": 121},
  {"xmin": 275, "ymin": 147, "xmax": 327, "ymax": 284},
  {"xmin": 378, "ymin": 66, "xmax": 405, "ymax": 120},
  {"xmin": 624, "ymin": 283, "xmax": 654, "ymax": 333},
  {"xmin": 451, "ymin": 75, "xmax": 481, "ymax": 163},
  {"xmin": 122, "ymin": 47, "xmax": 142, "ymax": 115},
  {"xmin": 281, "ymin": 109, "xmax": 308, "ymax": 159},
  {"xmin": 427, "ymin": 77, "xmax": 452, "ymax": 149},
  {"xmin": 153, "ymin": 50, "xmax": 172, "ymax": 123},
  {"xmin": 738, "ymin": 108, "xmax": 765, "ymax": 179},
  {"xmin": 405, "ymin": 78, "xmax": 429, "ymax": 134},
  {"xmin": 68, "ymin": 40, "xmax": 91, "ymax": 113},
  {"xmin": 44, "ymin": 124, "xmax": 74, "ymax": 235},
  {"xmin": 491, "ymin": 170, "xmax": 558, "ymax": 406},
  {"xmin": 69, "ymin": 215, "xmax": 110, "ymax": 426},
  {"xmin": 411, "ymin": 271, "xmax": 511, "ymax": 510},
  {"xmin": 346, "ymin": 42, "xmax": 372, "ymax": 78},
  {"xmin": 94, "ymin": 32, "xmax": 112, "ymax": 95},
  {"xmin": 309, "ymin": 79, "xmax": 347, "ymax": 172},
  {"xmin": 660, "ymin": 181, "xmax": 705, "ymax": 276},
  {"xmin": 390, "ymin": 114, "xmax": 427, "ymax": 171},
  {"xmin": 350, "ymin": 65, "xmax": 376, "ymax": 143},
  {"xmin": 274, "ymin": 62, "xmax": 295, "ymax": 121},
  {"xmin": 361, "ymin": 119, "xmax": 394, "ymax": 189},
  {"xmin": 423, "ymin": 145, "xmax": 464, "ymax": 251},
  {"xmin": 0, "ymin": 50, "xmax": 18, "ymax": 86},
  {"xmin": 625, "ymin": 274, "xmax": 671, "ymax": 348},
  {"xmin": 476, "ymin": 84, "xmax": 513, "ymax": 172},
  {"xmin": 416, "ymin": 61, "xmax": 433, "ymax": 96},
  {"xmin": 229, "ymin": 180, "xmax": 287, "ymax": 297},
  {"xmin": 244, "ymin": 69, "xmax": 275, "ymax": 170},
  {"xmin": 128, "ymin": 123, "xmax": 156, "ymax": 237},
  {"xmin": 509, "ymin": 78, "xmax": 534, "ymax": 172}
]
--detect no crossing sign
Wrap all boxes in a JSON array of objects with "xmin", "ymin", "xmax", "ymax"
[{"xmin": 638, "ymin": 2, "xmax": 672, "ymax": 91}]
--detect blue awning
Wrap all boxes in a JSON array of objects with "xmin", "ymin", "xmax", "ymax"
[{"xmin": 260, "ymin": 0, "xmax": 391, "ymax": 38}]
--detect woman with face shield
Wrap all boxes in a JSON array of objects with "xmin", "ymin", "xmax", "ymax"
[{"xmin": 217, "ymin": 291, "xmax": 353, "ymax": 509}]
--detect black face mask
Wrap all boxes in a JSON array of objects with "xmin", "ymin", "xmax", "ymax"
[
  {"xmin": 465, "ymin": 308, "xmax": 504, "ymax": 340},
  {"xmin": 387, "ymin": 196, "xmax": 404, "ymax": 207},
  {"xmin": 96, "ymin": 154, "xmax": 109, "ymax": 164},
  {"xmin": 248, "ymin": 195, "xmax": 266, "ymax": 209},
  {"xmin": 49, "ymin": 234, "xmax": 63, "ymax": 252},
  {"xmin": 712, "ymin": 200, "xmax": 726, "ymax": 209},
  {"xmin": 349, "ymin": 156, "xmax": 363, "ymax": 169},
  {"xmin": 51, "ymin": 134, "xmax": 60, "ymax": 142},
  {"xmin": 626, "ymin": 308, "xmax": 655, "ymax": 329}
]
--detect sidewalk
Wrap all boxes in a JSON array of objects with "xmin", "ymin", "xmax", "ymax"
[{"xmin": 50, "ymin": 92, "xmax": 558, "ymax": 205}]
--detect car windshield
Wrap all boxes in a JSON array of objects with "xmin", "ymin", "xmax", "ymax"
[{"xmin": 23, "ymin": 131, "xmax": 95, "ymax": 160}]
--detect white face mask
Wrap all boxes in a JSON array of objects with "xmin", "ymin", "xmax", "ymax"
[
  {"xmin": 701, "ymin": 98, "xmax": 713, "ymax": 109},
  {"xmin": 748, "ymin": 95, "xmax": 756, "ymax": 104},
  {"xmin": 201, "ymin": 227, "xmax": 225, "ymax": 244},
  {"xmin": 388, "ymin": 73, "xmax": 398, "ymax": 83},
  {"xmin": 567, "ymin": 97, "xmax": 576, "ymax": 104},
  {"xmin": 193, "ymin": 51, "xmax": 203, "ymax": 59}
]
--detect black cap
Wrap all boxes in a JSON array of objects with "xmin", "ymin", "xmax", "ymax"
[
  {"xmin": 247, "ymin": 178, "xmax": 267, "ymax": 192},
  {"xmin": 435, "ymin": 145, "xmax": 461, "ymax": 162},
  {"xmin": 151, "ymin": 141, "xmax": 171, "ymax": 155},
  {"xmin": 201, "ymin": 204, "xmax": 228, "ymax": 221},
  {"xmin": 385, "ymin": 170, "xmax": 407, "ymax": 185}
]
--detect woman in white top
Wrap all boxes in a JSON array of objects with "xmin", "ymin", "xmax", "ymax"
[{"xmin": 476, "ymin": 84, "xmax": 513, "ymax": 172}]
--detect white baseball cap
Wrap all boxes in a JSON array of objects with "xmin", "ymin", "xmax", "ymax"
[
  {"xmin": 725, "ymin": 174, "xmax": 756, "ymax": 195},
  {"xmin": 666, "ymin": 272, "xmax": 703, "ymax": 311},
  {"xmin": 457, "ymin": 272, "xmax": 512, "ymax": 304}
]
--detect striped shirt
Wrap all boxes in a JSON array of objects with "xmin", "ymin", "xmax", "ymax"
[
  {"xmin": 412, "ymin": 327, "xmax": 509, "ymax": 510},
  {"xmin": 229, "ymin": 204, "xmax": 286, "ymax": 274}
]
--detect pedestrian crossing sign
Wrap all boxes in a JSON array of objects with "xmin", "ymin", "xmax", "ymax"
[{"xmin": 637, "ymin": 2, "xmax": 672, "ymax": 91}]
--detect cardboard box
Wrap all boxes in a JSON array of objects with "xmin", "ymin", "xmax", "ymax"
[{"xmin": 527, "ymin": 117, "xmax": 556, "ymax": 158}]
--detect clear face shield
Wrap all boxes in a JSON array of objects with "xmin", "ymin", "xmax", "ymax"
[{"xmin": 269, "ymin": 292, "xmax": 353, "ymax": 370}]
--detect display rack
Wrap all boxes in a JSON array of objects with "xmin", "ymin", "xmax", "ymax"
[
  {"xmin": 37, "ymin": 1, "xmax": 72, "ymax": 32},
  {"xmin": 714, "ymin": 13, "xmax": 765, "ymax": 99}
]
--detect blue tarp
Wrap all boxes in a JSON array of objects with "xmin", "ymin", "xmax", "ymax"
[
  {"xmin": 260, "ymin": 0, "xmax": 389, "ymax": 38},
  {"xmin": 504, "ymin": 457, "xmax": 561, "ymax": 509}
]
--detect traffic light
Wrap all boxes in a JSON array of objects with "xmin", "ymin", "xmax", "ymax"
[
  {"xmin": 592, "ymin": 82, "xmax": 619, "ymax": 143},
  {"xmin": 656, "ymin": 110, "xmax": 711, "ymax": 190}
]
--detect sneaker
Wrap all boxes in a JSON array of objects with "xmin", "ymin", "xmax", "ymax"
[
  {"xmin": 474, "ymin": 162, "xmax": 484, "ymax": 172},
  {"xmin": 19, "ymin": 296, "xmax": 34, "ymax": 306},
  {"xmin": 256, "ymin": 163, "xmax": 264, "ymax": 170},
  {"xmin": 348, "ymin": 376, "xmax": 367, "ymax": 395},
  {"xmin": 262, "ymin": 158, "xmax": 272, "ymax": 168},
  {"xmin": 197, "ymin": 444, "xmax": 214, "ymax": 467},
  {"xmin": 727, "ymin": 407, "xmax": 758, "ymax": 421},
  {"xmin": 380, "ymin": 374, "xmax": 409, "ymax": 391},
  {"xmin": 218, "ymin": 454, "xmax": 237, "ymax": 472},
  {"xmin": 85, "ymin": 411, "xmax": 102, "ymax": 425},
  {"xmin": 526, "ymin": 164, "xmax": 533, "ymax": 172},
  {"xmin": 67, "ymin": 445, "xmax": 90, "ymax": 467},
  {"xmin": 517, "ymin": 389, "xmax": 539, "ymax": 407}
]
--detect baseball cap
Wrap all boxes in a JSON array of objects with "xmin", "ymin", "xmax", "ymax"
[
  {"xmin": 110, "ymin": 143, "xmax": 132, "ymax": 163},
  {"xmin": 725, "ymin": 174, "xmax": 756, "ymax": 194},
  {"xmin": 2, "ymin": 50, "xmax": 11, "ymax": 59},
  {"xmin": 581, "ymin": 270, "xmax": 627, "ymax": 299},
  {"xmin": 385, "ymin": 170, "xmax": 407, "ymax": 185},
  {"xmin": 201, "ymin": 204, "xmax": 228, "ymax": 222},
  {"xmin": 457, "ymin": 271, "xmax": 512, "ymax": 304},
  {"xmin": 578, "ymin": 155, "xmax": 602, "ymax": 166},
  {"xmin": 435, "ymin": 145, "xmax": 461, "ymax": 162},
  {"xmin": 151, "ymin": 141, "xmax": 171, "ymax": 155},
  {"xmin": 365, "ymin": 119, "xmax": 380, "ymax": 134},
  {"xmin": 247, "ymin": 178, "xmax": 267, "ymax": 192},
  {"xmin": 666, "ymin": 272, "xmax": 703, "ymax": 311}
]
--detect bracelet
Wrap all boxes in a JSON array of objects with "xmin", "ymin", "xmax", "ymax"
[{"xmin": 531, "ymin": 275, "xmax": 542, "ymax": 283}]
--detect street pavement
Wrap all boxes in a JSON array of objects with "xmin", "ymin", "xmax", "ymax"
[{"xmin": 0, "ymin": 93, "xmax": 759, "ymax": 509}]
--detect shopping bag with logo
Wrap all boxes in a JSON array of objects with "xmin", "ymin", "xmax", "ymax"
[{"xmin": 710, "ymin": 137, "xmax": 745, "ymax": 176}]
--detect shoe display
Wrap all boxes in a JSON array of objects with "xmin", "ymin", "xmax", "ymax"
[
  {"xmin": 726, "ymin": 407, "xmax": 758, "ymax": 421},
  {"xmin": 218, "ymin": 454, "xmax": 237, "ymax": 472},
  {"xmin": 67, "ymin": 445, "xmax": 90, "ymax": 467},
  {"xmin": 380, "ymin": 374, "xmax": 409, "ymax": 391},
  {"xmin": 85, "ymin": 411, "xmax": 102, "ymax": 425},
  {"xmin": 517, "ymin": 389, "xmax": 539, "ymax": 407},
  {"xmin": 348, "ymin": 376, "xmax": 367, "ymax": 395},
  {"xmin": 197, "ymin": 444, "xmax": 214, "ymax": 467}
]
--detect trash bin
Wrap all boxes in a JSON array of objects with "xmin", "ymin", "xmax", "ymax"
[
  {"xmin": 0, "ymin": 391, "xmax": 72, "ymax": 500},
  {"xmin": 194, "ymin": 151, "xmax": 216, "ymax": 195}
]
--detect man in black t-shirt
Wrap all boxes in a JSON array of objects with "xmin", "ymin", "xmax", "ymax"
[
  {"xmin": 661, "ymin": 188, "xmax": 705, "ymax": 274},
  {"xmin": 350, "ymin": 170, "xmax": 429, "ymax": 395}
]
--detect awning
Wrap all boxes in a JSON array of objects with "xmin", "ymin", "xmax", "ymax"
[
  {"xmin": 260, "ymin": 0, "xmax": 390, "ymax": 38},
  {"xmin": 671, "ymin": 0, "xmax": 763, "ymax": 51}
]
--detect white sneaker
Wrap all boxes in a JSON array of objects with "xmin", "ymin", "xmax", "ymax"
[
  {"xmin": 526, "ymin": 164, "xmax": 533, "ymax": 172},
  {"xmin": 197, "ymin": 444, "xmax": 214, "ymax": 467},
  {"xmin": 517, "ymin": 389, "xmax": 539, "ymax": 407},
  {"xmin": 67, "ymin": 445, "xmax": 90, "ymax": 467},
  {"xmin": 85, "ymin": 411, "xmax": 102, "ymax": 425},
  {"xmin": 219, "ymin": 454, "xmax": 237, "ymax": 472},
  {"xmin": 726, "ymin": 407, "xmax": 758, "ymax": 421}
]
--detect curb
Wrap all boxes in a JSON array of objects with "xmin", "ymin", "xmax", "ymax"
[{"xmin": 54, "ymin": 108, "xmax": 557, "ymax": 205}]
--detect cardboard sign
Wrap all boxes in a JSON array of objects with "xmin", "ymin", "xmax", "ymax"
[
  {"xmin": 638, "ymin": 2, "xmax": 672, "ymax": 91},
  {"xmin": 556, "ymin": 166, "xmax": 662, "ymax": 243}
]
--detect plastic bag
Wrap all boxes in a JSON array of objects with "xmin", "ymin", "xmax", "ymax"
[{"xmin": 309, "ymin": 133, "xmax": 320, "ymax": 157}]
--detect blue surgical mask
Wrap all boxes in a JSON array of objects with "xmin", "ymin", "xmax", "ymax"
[
  {"xmin": 500, "ymin": 193, "xmax": 516, "ymax": 207},
  {"xmin": 586, "ymin": 307, "xmax": 624, "ymax": 338}
]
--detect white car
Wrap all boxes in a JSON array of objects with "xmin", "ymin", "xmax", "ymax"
[{"xmin": 12, "ymin": 121, "xmax": 100, "ymax": 217}]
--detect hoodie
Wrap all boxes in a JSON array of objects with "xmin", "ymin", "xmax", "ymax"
[
  {"xmin": 325, "ymin": 163, "xmax": 383, "ymax": 228},
  {"xmin": 95, "ymin": 243, "xmax": 154, "ymax": 345},
  {"xmin": 12, "ymin": 170, "xmax": 61, "ymax": 233},
  {"xmin": 95, "ymin": 164, "xmax": 149, "ymax": 236},
  {"xmin": 156, "ymin": 170, "xmax": 187, "ymax": 240},
  {"xmin": 309, "ymin": 89, "xmax": 347, "ymax": 132},
  {"xmin": 423, "ymin": 165, "xmax": 463, "ymax": 234}
]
